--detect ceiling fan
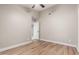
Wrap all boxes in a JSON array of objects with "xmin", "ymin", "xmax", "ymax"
[{"xmin": 32, "ymin": 4, "xmax": 45, "ymax": 8}]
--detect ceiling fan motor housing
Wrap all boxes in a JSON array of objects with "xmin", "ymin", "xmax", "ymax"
[{"xmin": 32, "ymin": 4, "xmax": 45, "ymax": 8}]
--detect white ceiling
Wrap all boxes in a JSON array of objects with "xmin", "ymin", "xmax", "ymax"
[{"xmin": 20, "ymin": 4, "xmax": 56, "ymax": 11}]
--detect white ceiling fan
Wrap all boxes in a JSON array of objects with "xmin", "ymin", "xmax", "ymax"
[{"xmin": 32, "ymin": 4, "xmax": 45, "ymax": 8}]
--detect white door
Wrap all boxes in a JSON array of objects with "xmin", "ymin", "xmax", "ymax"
[{"xmin": 32, "ymin": 21, "xmax": 39, "ymax": 40}]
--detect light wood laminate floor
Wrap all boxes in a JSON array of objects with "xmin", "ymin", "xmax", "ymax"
[{"xmin": 0, "ymin": 40, "xmax": 78, "ymax": 55}]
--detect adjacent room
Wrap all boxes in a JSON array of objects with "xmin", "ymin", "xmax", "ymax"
[{"xmin": 0, "ymin": 4, "xmax": 79, "ymax": 55}]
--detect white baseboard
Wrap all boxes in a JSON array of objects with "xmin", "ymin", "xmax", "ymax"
[
  {"xmin": 0, "ymin": 39, "xmax": 77, "ymax": 52},
  {"xmin": 40, "ymin": 39, "xmax": 76, "ymax": 48},
  {"xmin": 0, "ymin": 40, "xmax": 32, "ymax": 52}
]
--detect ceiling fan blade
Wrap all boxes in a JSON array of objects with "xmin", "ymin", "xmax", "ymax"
[
  {"xmin": 40, "ymin": 4, "xmax": 45, "ymax": 8},
  {"xmin": 32, "ymin": 5, "xmax": 35, "ymax": 8}
]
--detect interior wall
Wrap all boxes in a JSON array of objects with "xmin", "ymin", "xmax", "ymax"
[
  {"xmin": 78, "ymin": 5, "xmax": 79, "ymax": 52},
  {"xmin": 39, "ymin": 4, "xmax": 78, "ymax": 46},
  {"xmin": 0, "ymin": 5, "xmax": 38, "ymax": 49}
]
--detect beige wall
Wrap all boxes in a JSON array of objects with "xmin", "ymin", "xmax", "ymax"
[
  {"xmin": 0, "ymin": 5, "xmax": 38, "ymax": 49},
  {"xmin": 39, "ymin": 5, "xmax": 78, "ymax": 46}
]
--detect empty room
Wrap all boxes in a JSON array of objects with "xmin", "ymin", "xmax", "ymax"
[{"xmin": 0, "ymin": 4, "xmax": 79, "ymax": 55}]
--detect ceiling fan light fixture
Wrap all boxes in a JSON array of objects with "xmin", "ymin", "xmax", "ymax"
[
  {"xmin": 40, "ymin": 4, "xmax": 45, "ymax": 8},
  {"xmin": 32, "ymin": 4, "xmax": 45, "ymax": 8},
  {"xmin": 32, "ymin": 5, "xmax": 35, "ymax": 8}
]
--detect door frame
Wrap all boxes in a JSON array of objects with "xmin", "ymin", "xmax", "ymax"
[{"xmin": 31, "ymin": 16, "xmax": 40, "ymax": 41}]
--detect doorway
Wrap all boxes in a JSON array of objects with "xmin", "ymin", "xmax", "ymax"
[{"xmin": 32, "ymin": 16, "xmax": 39, "ymax": 40}]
